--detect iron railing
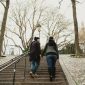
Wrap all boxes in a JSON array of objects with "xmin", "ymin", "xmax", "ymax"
[{"xmin": 0, "ymin": 53, "xmax": 28, "ymax": 85}]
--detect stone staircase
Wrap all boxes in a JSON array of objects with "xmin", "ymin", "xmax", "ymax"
[{"xmin": 0, "ymin": 56, "xmax": 68, "ymax": 85}]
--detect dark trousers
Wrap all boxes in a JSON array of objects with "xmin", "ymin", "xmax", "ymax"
[
  {"xmin": 46, "ymin": 55, "xmax": 57, "ymax": 78},
  {"xmin": 30, "ymin": 55, "xmax": 40, "ymax": 74},
  {"xmin": 31, "ymin": 58, "xmax": 39, "ymax": 74}
]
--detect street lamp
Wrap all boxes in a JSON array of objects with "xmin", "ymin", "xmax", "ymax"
[
  {"xmin": 10, "ymin": 48, "xmax": 14, "ymax": 55},
  {"xmin": 36, "ymin": 23, "xmax": 41, "ymax": 39}
]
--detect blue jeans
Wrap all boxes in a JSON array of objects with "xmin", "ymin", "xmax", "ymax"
[
  {"xmin": 46, "ymin": 55, "xmax": 57, "ymax": 78},
  {"xmin": 31, "ymin": 58, "xmax": 39, "ymax": 74}
]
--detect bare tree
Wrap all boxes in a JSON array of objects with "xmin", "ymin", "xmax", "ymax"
[
  {"xmin": 58, "ymin": 0, "xmax": 81, "ymax": 55},
  {"xmin": 79, "ymin": 23, "xmax": 85, "ymax": 53},
  {"xmin": 5, "ymin": 34, "xmax": 23, "ymax": 51},
  {"xmin": 6, "ymin": 0, "xmax": 46, "ymax": 53},
  {"xmin": 27, "ymin": 0, "xmax": 46, "ymax": 44},
  {"xmin": 0, "ymin": 0, "xmax": 10, "ymax": 56},
  {"xmin": 42, "ymin": 8, "xmax": 72, "ymax": 48},
  {"xmin": 79, "ymin": 23, "xmax": 85, "ymax": 43}
]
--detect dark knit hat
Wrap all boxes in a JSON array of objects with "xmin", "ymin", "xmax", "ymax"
[
  {"xmin": 34, "ymin": 37, "xmax": 40, "ymax": 41},
  {"xmin": 49, "ymin": 36, "xmax": 53, "ymax": 40}
]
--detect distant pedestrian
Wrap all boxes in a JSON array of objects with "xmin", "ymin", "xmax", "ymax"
[
  {"xmin": 29, "ymin": 37, "xmax": 41, "ymax": 78},
  {"xmin": 42, "ymin": 36, "xmax": 59, "ymax": 81}
]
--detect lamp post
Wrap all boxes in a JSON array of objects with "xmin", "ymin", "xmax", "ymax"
[
  {"xmin": 10, "ymin": 48, "xmax": 14, "ymax": 55},
  {"xmin": 36, "ymin": 23, "xmax": 41, "ymax": 39}
]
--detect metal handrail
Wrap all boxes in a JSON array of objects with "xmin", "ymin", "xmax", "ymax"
[
  {"xmin": 0, "ymin": 54, "xmax": 25, "ymax": 72},
  {"xmin": 0, "ymin": 53, "xmax": 27, "ymax": 85},
  {"xmin": 13, "ymin": 62, "xmax": 17, "ymax": 85},
  {"xmin": 24, "ymin": 56, "xmax": 27, "ymax": 79}
]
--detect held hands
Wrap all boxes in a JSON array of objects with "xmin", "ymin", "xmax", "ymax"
[{"xmin": 40, "ymin": 54, "xmax": 43, "ymax": 60}]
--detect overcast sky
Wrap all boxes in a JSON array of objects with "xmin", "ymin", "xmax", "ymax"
[
  {"xmin": 49, "ymin": 0, "xmax": 85, "ymax": 26},
  {"xmin": 0, "ymin": 0, "xmax": 85, "ymax": 54},
  {"xmin": 0, "ymin": 0, "xmax": 85, "ymax": 24},
  {"xmin": 0, "ymin": 0, "xmax": 85, "ymax": 26},
  {"xmin": 9, "ymin": 0, "xmax": 85, "ymax": 27}
]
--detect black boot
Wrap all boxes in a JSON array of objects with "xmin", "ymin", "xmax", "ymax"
[
  {"xmin": 52, "ymin": 67, "xmax": 56, "ymax": 81},
  {"xmin": 50, "ymin": 76, "xmax": 52, "ymax": 81},
  {"xmin": 48, "ymin": 68, "xmax": 53, "ymax": 81}
]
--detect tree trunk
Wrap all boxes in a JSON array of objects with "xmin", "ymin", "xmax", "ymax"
[
  {"xmin": 0, "ymin": 0, "xmax": 10, "ymax": 57},
  {"xmin": 71, "ymin": 0, "xmax": 80, "ymax": 56}
]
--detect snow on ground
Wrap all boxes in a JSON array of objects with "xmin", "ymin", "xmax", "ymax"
[{"xmin": 60, "ymin": 54, "xmax": 85, "ymax": 85}]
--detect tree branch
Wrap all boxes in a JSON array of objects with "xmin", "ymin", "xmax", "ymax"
[
  {"xmin": 0, "ymin": 0, "xmax": 5, "ymax": 8},
  {"xmin": 58, "ymin": 0, "xmax": 63, "ymax": 9},
  {"xmin": 5, "ymin": 34, "xmax": 23, "ymax": 51}
]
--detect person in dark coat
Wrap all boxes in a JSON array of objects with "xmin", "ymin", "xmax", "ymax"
[
  {"xmin": 29, "ymin": 37, "xmax": 41, "ymax": 78},
  {"xmin": 42, "ymin": 36, "xmax": 59, "ymax": 81}
]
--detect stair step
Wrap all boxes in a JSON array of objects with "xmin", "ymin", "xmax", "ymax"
[
  {"xmin": 0, "ymin": 74, "xmax": 63, "ymax": 78},
  {"xmin": 0, "ymin": 57, "xmax": 68, "ymax": 85},
  {"xmin": 0, "ymin": 77, "xmax": 65, "ymax": 81},
  {"xmin": 0, "ymin": 81, "xmax": 67, "ymax": 85}
]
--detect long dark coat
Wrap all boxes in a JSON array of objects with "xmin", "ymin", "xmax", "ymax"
[{"xmin": 29, "ymin": 41, "xmax": 41, "ymax": 63}]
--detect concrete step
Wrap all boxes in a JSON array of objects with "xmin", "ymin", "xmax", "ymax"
[
  {"xmin": 0, "ymin": 57, "xmax": 68, "ymax": 85},
  {"xmin": 0, "ymin": 69, "xmax": 62, "ymax": 72},
  {"xmin": 0, "ymin": 77, "xmax": 65, "ymax": 81},
  {"xmin": 0, "ymin": 74, "xmax": 63, "ymax": 78},
  {"xmin": 0, "ymin": 81, "xmax": 67, "ymax": 85}
]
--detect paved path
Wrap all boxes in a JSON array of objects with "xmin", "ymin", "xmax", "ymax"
[{"xmin": 60, "ymin": 54, "xmax": 85, "ymax": 85}]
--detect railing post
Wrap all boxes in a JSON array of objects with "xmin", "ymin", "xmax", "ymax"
[
  {"xmin": 13, "ymin": 63, "xmax": 16, "ymax": 85},
  {"xmin": 24, "ymin": 56, "xmax": 26, "ymax": 79}
]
